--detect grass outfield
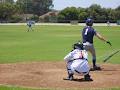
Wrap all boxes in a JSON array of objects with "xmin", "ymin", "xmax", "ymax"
[
  {"xmin": 0, "ymin": 85, "xmax": 49, "ymax": 90},
  {"xmin": 0, "ymin": 25, "xmax": 119, "ymax": 63},
  {"xmin": 0, "ymin": 85, "xmax": 120, "ymax": 90},
  {"xmin": 0, "ymin": 25, "xmax": 120, "ymax": 90}
]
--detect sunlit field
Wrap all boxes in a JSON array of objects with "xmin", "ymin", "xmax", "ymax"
[
  {"xmin": 0, "ymin": 25, "xmax": 119, "ymax": 63},
  {"xmin": 0, "ymin": 24, "xmax": 120, "ymax": 90}
]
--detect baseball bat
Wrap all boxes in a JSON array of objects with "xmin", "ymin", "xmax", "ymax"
[{"xmin": 103, "ymin": 49, "xmax": 120, "ymax": 62}]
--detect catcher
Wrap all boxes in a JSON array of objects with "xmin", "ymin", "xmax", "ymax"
[{"xmin": 64, "ymin": 42, "xmax": 92, "ymax": 81}]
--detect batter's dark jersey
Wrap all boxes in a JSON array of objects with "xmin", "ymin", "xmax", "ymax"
[{"xmin": 82, "ymin": 26, "xmax": 96, "ymax": 43}]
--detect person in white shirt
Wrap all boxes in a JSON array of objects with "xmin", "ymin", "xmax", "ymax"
[{"xmin": 64, "ymin": 42, "xmax": 92, "ymax": 81}]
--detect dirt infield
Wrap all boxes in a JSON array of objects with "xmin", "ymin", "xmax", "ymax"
[{"xmin": 0, "ymin": 61, "xmax": 120, "ymax": 89}]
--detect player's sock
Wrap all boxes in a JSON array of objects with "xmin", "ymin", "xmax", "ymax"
[{"xmin": 92, "ymin": 59, "xmax": 96, "ymax": 67}]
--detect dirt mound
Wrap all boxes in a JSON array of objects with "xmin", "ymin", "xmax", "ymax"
[{"xmin": 0, "ymin": 62, "xmax": 120, "ymax": 89}]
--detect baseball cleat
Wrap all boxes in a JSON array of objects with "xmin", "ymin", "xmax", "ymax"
[
  {"xmin": 63, "ymin": 74, "xmax": 74, "ymax": 81},
  {"xmin": 81, "ymin": 78, "xmax": 93, "ymax": 81},
  {"xmin": 84, "ymin": 74, "xmax": 93, "ymax": 81},
  {"xmin": 63, "ymin": 77, "xmax": 73, "ymax": 81},
  {"xmin": 90, "ymin": 65, "xmax": 102, "ymax": 71}
]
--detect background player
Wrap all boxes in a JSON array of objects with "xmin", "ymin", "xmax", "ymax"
[
  {"xmin": 107, "ymin": 20, "xmax": 110, "ymax": 27},
  {"xmin": 82, "ymin": 18, "xmax": 111, "ymax": 71},
  {"xmin": 27, "ymin": 19, "xmax": 35, "ymax": 32},
  {"xmin": 64, "ymin": 42, "xmax": 92, "ymax": 81}
]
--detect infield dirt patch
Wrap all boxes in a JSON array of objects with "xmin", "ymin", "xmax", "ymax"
[{"xmin": 0, "ymin": 61, "xmax": 120, "ymax": 89}]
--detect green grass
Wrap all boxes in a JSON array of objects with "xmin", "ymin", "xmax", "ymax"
[
  {"xmin": 0, "ymin": 85, "xmax": 49, "ymax": 90},
  {"xmin": 0, "ymin": 25, "xmax": 120, "ymax": 63},
  {"xmin": 0, "ymin": 25, "xmax": 120, "ymax": 90},
  {"xmin": 0, "ymin": 85, "xmax": 119, "ymax": 90}
]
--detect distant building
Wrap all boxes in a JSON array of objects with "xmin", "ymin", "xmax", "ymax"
[
  {"xmin": 40, "ymin": 11, "xmax": 59, "ymax": 19},
  {"xmin": 39, "ymin": 11, "xmax": 59, "ymax": 22}
]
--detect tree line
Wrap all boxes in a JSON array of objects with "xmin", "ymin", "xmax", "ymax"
[
  {"xmin": 58, "ymin": 4, "xmax": 120, "ymax": 23},
  {"xmin": 0, "ymin": 0, "xmax": 53, "ymax": 22},
  {"xmin": 0, "ymin": 0, "xmax": 120, "ymax": 23}
]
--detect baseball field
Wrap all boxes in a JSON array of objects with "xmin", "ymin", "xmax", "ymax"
[{"xmin": 0, "ymin": 24, "xmax": 120, "ymax": 90}]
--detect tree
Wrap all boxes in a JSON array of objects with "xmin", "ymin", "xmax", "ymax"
[
  {"xmin": 116, "ymin": 6, "xmax": 120, "ymax": 11},
  {"xmin": 87, "ymin": 4, "xmax": 102, "ymax": 20},
  {"xmin": 0, "ymin": 3, "xmax": 20, "ymax": 22},
  {"xmin": 115, "ymin": 6, "xmax": 120, "ymax": 20},
  {"xmin": 57, "ymin": 4, "xmax": 120, "ymax": 23},
  {"xmin": 16, "ymin": 0, "xmax": 53, "ymax": 15},
  {"xmin": 16, "ymin": 0, "xmax": 33, "ymax": 14},
  {"xmin": 78, "ymin": 7, "xmax": 88, "ymax": 21},
  {"xmin": 58, "ymin": 7, "xmax": 79, "ymax": 21},
  {"xmin": 32, "ymin": 0, "xmax": 53, "ymax": 15},
  {"xmin": 77, "ymin": 7, "xmax": 87, "ymax": 21},
  {"xmin": 6, "ymin": 0, "xmax": 14, "ymax": 3}
]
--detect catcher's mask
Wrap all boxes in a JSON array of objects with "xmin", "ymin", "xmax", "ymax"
[
  {"xmin": 73, "ymin": 42, "xmax": 84, "ymax": 50},
  {"xmin": 86, "ymin": 18, "xmax": 93, "ymax": 26}
]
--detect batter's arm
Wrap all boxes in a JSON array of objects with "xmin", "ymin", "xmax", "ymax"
[
  {"xmin": 95, "ymin": 32, "xmax": 107, "ymax": 42},
  {"xmin": 95, "ymin": 32, "xmax": 112, "ymax": 46}
]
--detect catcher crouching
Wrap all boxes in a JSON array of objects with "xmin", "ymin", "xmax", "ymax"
[{"xmin": 64, "ymin": 42, "xmax": 92, "ymax": 81}]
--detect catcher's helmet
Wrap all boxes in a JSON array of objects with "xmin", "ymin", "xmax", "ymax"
[
  {"xmin": 73, "ymin": 42, "xmax": 84, "ymax": 50},
  {"xmin": 86, "ymin": 18, "xmax": 93, "ymax": 26}
]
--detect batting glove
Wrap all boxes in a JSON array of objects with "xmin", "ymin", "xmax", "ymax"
[{"xmin": 106, "ymin": 41, "xmax": 112, "ymax": 46}]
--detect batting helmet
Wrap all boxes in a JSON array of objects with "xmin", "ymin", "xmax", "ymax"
[
  {"xmin": 86, "ymin": 18, "xmax": 93, "ymax": 26},
  {"xmin": 73, "ymin": 42, "xmax": 84, "ymax": 50}
]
